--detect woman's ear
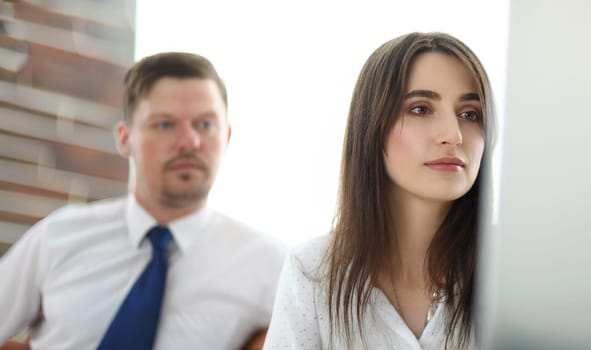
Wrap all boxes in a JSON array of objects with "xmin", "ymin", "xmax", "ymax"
[{"xmin": 115, "ymin": 121, "xmax": 131, "ymax": 157}]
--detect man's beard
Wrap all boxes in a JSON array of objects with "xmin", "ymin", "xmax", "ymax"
[
  {"xmin": 159, "ymin": 152, "xmax": 212, "ymax": 208},
  {"xmin": 160, "ymin": 179, "xmax": 211, "ymax": 209}
]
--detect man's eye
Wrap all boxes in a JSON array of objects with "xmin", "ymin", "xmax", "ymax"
[
  {"xmin": 156, "ymin": 121, "xmax": 173, "ymax": 129},
  {"xmin": 458, "ymin": 110, "xmax": 480, "ymax": 121},
  {"xmin": 409, "ymin": 105, "xmax": 429, "ymax": 115},
  {"xmin": 197, "ymin": 121, "xmax": 213, "ymax": 130}
]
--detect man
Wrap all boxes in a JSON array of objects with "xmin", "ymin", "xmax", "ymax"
[{"xmin": 0, "ymin": 52, "xmax": 286, "ymax": 349}]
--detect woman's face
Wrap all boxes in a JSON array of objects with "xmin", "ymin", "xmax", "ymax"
[{"xmin": 383, "ymin": 52, "xmax": 485, "ymax": 204}]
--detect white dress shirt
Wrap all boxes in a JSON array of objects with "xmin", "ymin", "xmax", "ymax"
[
  {"xmin": 0, "ymin": 195, "xmax": 287, "ymax": 349},
  {"xmin": 264, "ymin": 236, "xmax": 473, "ymax": 350}
]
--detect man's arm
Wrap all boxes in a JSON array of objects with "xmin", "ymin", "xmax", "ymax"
[
  {"xmin": 240, "ymin": 328, "xmax": 267, "ymax": 350},
  {"xmin": 0, "ymin": 340, "xmax": 30, "ymax": 350},
  {"xmin": 0, "ymin": 331, "xmax": 31, "ymax": 350},
  {"xmin": 0, "ymin": 225, "xmax": 45, "ymax": 343}
]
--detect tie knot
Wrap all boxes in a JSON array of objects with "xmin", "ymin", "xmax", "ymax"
[{"xmin": 148, "ymin": 226, "xmax": 172, "ymax": 252}]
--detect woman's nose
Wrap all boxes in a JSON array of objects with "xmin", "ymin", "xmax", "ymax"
[{"xmin": 437, "ymin": 113, "xmax": 463, "ymax": 146}]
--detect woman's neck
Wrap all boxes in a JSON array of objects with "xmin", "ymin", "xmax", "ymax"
[
  {"xmin": 380, "ymin": 189, "xmax": 452, "ymax": 338},
  {"xmin": 390, "ymin": 190, "xmax": 451, "ymax": 284}
]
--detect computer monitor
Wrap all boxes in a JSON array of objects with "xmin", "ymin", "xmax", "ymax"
[{"xmin": 477, "ymin": 1, "xmax": 591, "ymax": 349}]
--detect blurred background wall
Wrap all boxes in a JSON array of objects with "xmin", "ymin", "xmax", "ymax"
[{"xmin": 0, "ymin": 0, "xmax": 135, "ymax": 255}]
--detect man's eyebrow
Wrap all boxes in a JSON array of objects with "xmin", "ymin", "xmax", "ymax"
[
  {"xmin": 403, "ymin": 90, "xmax": 441, "ymax": 100},
  {"xmin": 196, "ymin": 111, "xmax": 219, "ymax": 119},
  {"xmin": 147, "ymin": 111, "xmax": 220, "ymax": 119},
  {"xmin": 147, "ymin": 112, "xmax": 173, "ymax": 120}
]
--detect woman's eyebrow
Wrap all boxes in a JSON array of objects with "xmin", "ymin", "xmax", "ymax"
[
  {"xmin": 403, "ymin": 90, "xmax": 480, "ymax": 102},
  {"xmin": 404, "ymin": 89, "xmax": 440, "ymax": 100},
  {"xmin": 459, "ymin": 92, "xmax": 480, "ymax": 102}
]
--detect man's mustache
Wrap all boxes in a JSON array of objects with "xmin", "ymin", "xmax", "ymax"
[{"xmin": 163, "ymin": 152, "xmax": 207, "ymax": 171}]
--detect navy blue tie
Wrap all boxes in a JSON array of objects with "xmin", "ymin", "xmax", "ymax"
[{"xmin": 97, "ymin": 226, "xmax": 172, "ymax": 350}]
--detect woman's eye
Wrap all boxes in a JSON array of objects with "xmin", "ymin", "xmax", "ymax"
[
  {"xmin": 409, "ymin": 105, "xmax": 429, "ymax": 115},
  {"xmin": 458, "ymin": 110, "xmax": 480, "ymax": 121}
]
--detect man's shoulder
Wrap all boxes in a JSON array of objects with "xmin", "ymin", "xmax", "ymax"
[
  {"xmin": 208, "ymin": 210, "xmax": 275, "ymax": 240},
  {"xmin": 206, "ymin": 209, "xmax": 287, "ymax": 256},
  {"xmin": 15, "ymin": 196, "xmax": 127, "ymax": 258},
  {"xmin": 44, "ymin": 196, "xmax": 127, "ymax": 227},
  {"xmin": 207, "ymin": 209, "xmax": 259, "ymax": 234}
]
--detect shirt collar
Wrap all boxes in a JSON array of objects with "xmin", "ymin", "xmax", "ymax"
[{"xmin": 126, "ymin": 194, "xmax": 212, "ymax": 254}]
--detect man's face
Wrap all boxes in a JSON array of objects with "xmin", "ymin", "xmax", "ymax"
[{"xmin": 117, "ymin": 77, "xmax": 230, "ymax": 214}]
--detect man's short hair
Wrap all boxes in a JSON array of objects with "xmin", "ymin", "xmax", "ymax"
[{"xmin": 123, "ymin": 52, "xmax": 227, "ymax": 120}]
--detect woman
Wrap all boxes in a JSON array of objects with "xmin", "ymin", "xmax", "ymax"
[{"xmin": 264, "ymin": 32, "xmax": 494, "ymax": 349}]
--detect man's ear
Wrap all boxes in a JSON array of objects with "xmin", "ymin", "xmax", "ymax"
[
  {"xmin": 115, "ymin": 121, "xmax": 131, "ymax": 157},
  {"xmin": 226, "ymin": 123, "xmax": 232, "ymax": 145}
]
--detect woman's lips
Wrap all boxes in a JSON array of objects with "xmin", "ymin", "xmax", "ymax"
[{"xmin": 424, "ymin": 157, "xmax": 465, "ymax": 172}]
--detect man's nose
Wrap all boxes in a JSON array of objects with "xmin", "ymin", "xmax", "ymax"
[{"xmin": 177, "ymin": 124, "xmax": 201, "ymax": 150}]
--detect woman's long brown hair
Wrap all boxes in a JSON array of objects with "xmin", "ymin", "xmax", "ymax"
[{"xmin": 326, "ymin": 32, "xmax": 495, "ymax": 348}]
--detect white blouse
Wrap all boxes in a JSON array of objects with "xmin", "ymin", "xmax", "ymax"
[{"xmin": 264, "ymin": 236, "xmax": 470, "ymax": 350}]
